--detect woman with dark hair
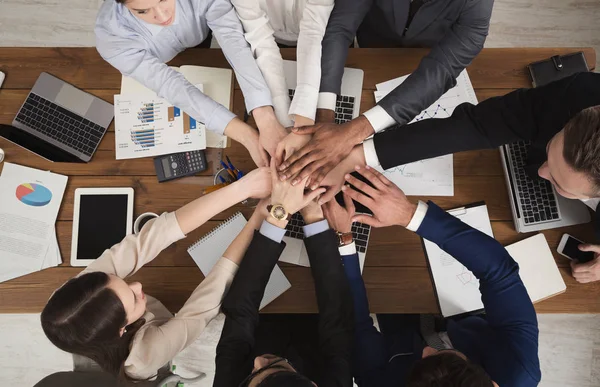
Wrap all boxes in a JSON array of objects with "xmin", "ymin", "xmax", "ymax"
[
  {"xmin": 41, "ymin": 167, "xmax": 271, "ymax": 381},
  {"xmin": 95, "ymin": 0, "xmax": 288, "ymax": 165}
]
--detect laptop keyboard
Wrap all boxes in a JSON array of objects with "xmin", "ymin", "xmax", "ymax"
[
  {"xmin": 507, "ymin": 141, "xmax": 560, "ymax": 225},
  {"xmin": 15, "ymin": 92, "xmax": 106, "ymax": 156},
  {"xmin": 285, "ymin": 212, "xmax": 371, "ymax": 253},
  {"xmin": 288, "ymin": 89, "xmax": 355, "ymax": 124}
]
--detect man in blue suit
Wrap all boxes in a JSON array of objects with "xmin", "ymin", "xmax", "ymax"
[{"xmin": 323, "ymin": 165, "xmax": 541, "ymax": 387}]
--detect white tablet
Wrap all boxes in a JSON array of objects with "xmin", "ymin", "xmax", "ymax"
[{"xmin": 71, "ymin": 188, "xmax": 134, "ymax": 267}]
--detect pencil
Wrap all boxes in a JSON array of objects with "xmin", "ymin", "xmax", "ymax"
[
  {"xmin": 220, "ymin": 161, "xmax": 237, "ymax": 181},
  {"xmin": 202, "ymin": 182, "xmax": 230, "ymax": 194}
]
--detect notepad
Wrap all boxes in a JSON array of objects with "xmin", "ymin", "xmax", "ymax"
[
  {"xmin": 187, "ymin": 213, "xmax": 291, "ymax": 309},
  {"xmin": 424, "ymin": 203, "xmax": 566, "ymax": 317}
]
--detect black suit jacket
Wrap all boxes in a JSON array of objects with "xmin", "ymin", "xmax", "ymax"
[{"xmin": 213, "ymin": 229, "xmax": 354, "ymax": 387}]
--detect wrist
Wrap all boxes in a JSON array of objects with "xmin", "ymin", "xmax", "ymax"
[
  {"xmin": 227, "ymin": 180, "xmax": 251, "ymax": 203},
  {"xmin": 353, "ymin": 115, "xmax": 375, "ymax": 140},
  {"xmin": 252, "ymin": 106, "xmax": 277, "ymax": 129},
  {"xmin": 301, "ymin": 209, "xmax": 324, "ymax": 225},
  {"xmin": 316, "ymin": 108, "xmax": 335, "ymax": 123},
  {"xmin": 294, "ymin": 115, "xmax": 315, "ymax": 128},
  {"xmin": 225, "ymin": 118, "xmax": 257, "ymax": 146},
  {"xmin": 266, "ymin": 215, "xmax": 289, "ymax": 229},
  {"xmin": 399, "ymin": 202, "xmax": 418, "ymax": 228}
]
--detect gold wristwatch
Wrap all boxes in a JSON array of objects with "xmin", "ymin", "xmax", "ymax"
[
  {"xmin": 267, "ymin": 204, "xmax": 292, "ymax": 221},
  {"xmin": 336, "ymin": 231, "xmax": 354, "ymax": 247}
]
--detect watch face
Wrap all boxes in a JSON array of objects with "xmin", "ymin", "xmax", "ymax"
[{"xmin": 271, "ymin": 205, "xmax": 287, "ymax": 220}]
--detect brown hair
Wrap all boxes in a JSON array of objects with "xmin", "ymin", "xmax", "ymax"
[
  {"xmin": 562, "ymin": 105, "xmax": 600, "ymax": 194},
  {"xmin": 407, "ymin": 352, "xmax": 494, "ymax": 387},
  {"xmin": 41, "ymin": 272, "xmax": 145, "ymax": 380}
]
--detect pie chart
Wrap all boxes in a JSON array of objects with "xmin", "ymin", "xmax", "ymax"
[{"xmin": 16, "ymin": 183, "xmax": 53, "ymax": 207}]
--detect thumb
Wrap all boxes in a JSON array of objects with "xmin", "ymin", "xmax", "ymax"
[
  {"xmin": 352, "ymin": 214, "xmax": 383, "ymax": 228},
  {"xmin": 292, "ymin": 125, "xmax": 318, "ymax": 135},
  {"xmin": 305, "ymin": 187, "xmax": 327, "ymax": 203},
  {"xmin": 578, "ymin": 244, "xmax": 600, "ymax": 253},
  {"xmin": 318, "ymin": 186, "xmax": 341, "ymax": 206}
]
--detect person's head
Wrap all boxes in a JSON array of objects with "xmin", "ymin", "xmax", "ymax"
[
  {"xmin": 239, "ymin": 354, "xmax": 316, "ymax": 387},
  {"xmin": 407, "ymin": 347, "xmax": 498, "ymax": 387},
  {"xmin": 41, "ymin": 272, "xmax": 147, "ymax": 376},
  {"xmin": 538, "ymin": 106, "xmax": 600, "ymax": 199},
  {"xmin": 115, "ymin": 0, "xmax": 176, "ymax": 26}
]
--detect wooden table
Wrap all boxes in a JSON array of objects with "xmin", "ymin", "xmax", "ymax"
[{"xmin": 0, "ymin": 47, "xmax": 598, "ymax": 314}]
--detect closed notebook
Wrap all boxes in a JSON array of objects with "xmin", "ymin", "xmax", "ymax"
[{"xmin": 187, "ymin": 212, "xmax": 291, "ymax": 309}]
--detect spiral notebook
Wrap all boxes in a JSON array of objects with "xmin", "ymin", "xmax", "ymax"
[{"xmin": 187, "ymin": 213, "xmax": 291, "ymax": 309}]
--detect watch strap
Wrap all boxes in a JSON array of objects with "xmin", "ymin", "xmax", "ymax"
[{"xmin": 337, "ymin": 231, "xmax": 354, "ymax": 247}]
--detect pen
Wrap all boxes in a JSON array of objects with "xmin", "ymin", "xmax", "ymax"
[
  {"xmin": 226, "ymin": 156, "xmax": 236, "ymax": 171},
  {"xmin": 220, "ymin": 161, "xmax": 238, "ymax": 181},
  {"xmin": 202, "ymin": 182, "xmax": 230, "ymax": 195},
  {"xmin": 219, "ymin": 175, "xmax": 227, "ymax": 183}
]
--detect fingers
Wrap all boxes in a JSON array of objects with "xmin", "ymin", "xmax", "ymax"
[
  {"xmin": 342, "ymin": 189, "xmax": 355, "ymax": 214},
  {"xmin": 275, "ymin": 142, "xmax": 285, "ymax": 166},
  {"xmin": 278, "ymin": 144, "xmax": 314, "ymax": 175},
  {"xmin": 345, "ymin": 173, "xmax": 378, "ymax": 198},
  {"xmin": 318, "ymin": 185, "xmax": 341, "ymax": 205},
  {"xmin": 282, "ymin": 153, "xmax": 320, "ymax": 184},
  {"xmin": 572, "ymin": 272, "xmax": 596, "ymax": 283},
  {"xmin": 363, "ymin": 165, "xmax": 394, "ymax": 186},
  {"xmin": 571, "ymin": 260, "xmax": 595, "ymax": 273},
  {"xmin": 291, "ymin": 125, "xmax": 318, "ymax": 135},
  {"xmin": 305, "ymin": 187, "xmax": 327, "ymax": 204},
  {"xmin": 292, "ymin": 160, "xmax": 327, "ymax": 188},
  {"xmin": 342, "ymin": 184, "xmax": 374, "ymax": 208},
  {"xmin": 578, "ymin": 244, "xmax": 600, "ymax": 253},
  {"xmin": 352, "ymin": 213, "xmax": 383, "ymax": 228}
]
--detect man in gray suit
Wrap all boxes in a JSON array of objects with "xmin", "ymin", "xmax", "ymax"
[{"xmin": 277, "ymin": 0, "xmax": 494, "ymax": 195}]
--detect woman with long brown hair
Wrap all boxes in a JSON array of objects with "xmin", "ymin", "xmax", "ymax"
[{"xmin": 41, "ymin": 167, "xmax": 271, "ymax": 381}]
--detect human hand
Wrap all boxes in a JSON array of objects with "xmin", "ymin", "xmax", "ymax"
[
  {"xmin": 270, "ymin": 158, "xmax": 325, "ymax": 215},
  {"xmin": 251, "ymin": 197, "xmax": 271, "ymax": 221},
  {"xmin": 318, "ymin": 145, "xmax": 367, "ymax": 205},
  {"xmin": 275, "ymin": 132, "xmax": 312, "ymax": 166},
  {"xmin": 244, "ymin": 128, "xmax": 270, "ymax": 168},
  {"xmin": 299, "ymin": 197, "xmax": 324, "ymax": 225},
  {"xmin": 315, "ymin": 108, "xmax": 335, "ymax": 124},
  {"xmin": 253, "ymin": 106, "xmax": 289, "ymax": 158},
  {"xmin": 323, "ymin": 190, "xmax": 355, "ymax": 233},
  {"xmin": 570, "ymin": 245, "xmax": 600, "ymax": 283},
  {"xmin": 342, "ymin": 165, "xmax": 417, "ymax": 228},
  {"xmin": 223, "ymin": 118, "xmax": 268, "ymax": 167},
  {"xmin": 238, "ymin": 166, "xmax": 271, "ymax": 199},
  {"xmin": 278, "ymin": 116, "xmax": 373, "ymax": 190}
]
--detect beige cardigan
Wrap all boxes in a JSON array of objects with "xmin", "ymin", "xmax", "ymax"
[{"xmin": 81, "ymin": 212, "xmax": 239, "ymax": 379}]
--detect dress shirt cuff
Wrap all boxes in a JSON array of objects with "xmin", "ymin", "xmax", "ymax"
[
  {"xmin": 317, "ymin": 92, "xmax": 337, "ymax": 111},
  {"xmin": 339, "ymin": 241, "xmax": 357, "ymax": 256},
  {"xmin": 205, "ymin": 104, "xmax": 236, "ymax": 135},
  {"xmin": 303, "ymin": 219, "xmax": 330, "ymax": 238},
  {"xmin": 406, "ymin": 201, "xmax": 429, "ymax": 232},
  {"xmin": 362, "ymin": 106, "xmax": 397, "ymax": 133},
  {"xmin": 289, "ymin": 84, "xmax": 319, "ymax": 121},
  {"xmin": 259, "ymin": 220, "xmax": 287, "ymax": 243},
  {"xmin": 363, "ymin": 138, "xmax": 381, "ymax": 168},
  {"xmin": 245, "ymin": 90, "xmax": 274, "ymax": 117}
]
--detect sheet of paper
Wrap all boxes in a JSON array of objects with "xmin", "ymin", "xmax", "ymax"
[
  {"xmin": 0, "ymin": 164, "xmax": 67, "ymax": 282},
  {"xmin": 373, "ymin": 70, "xmax": 478, "ymax": 196},
  {"xmin": 423, "ymin": 205, "xmax": 493, "ymax": 317}
]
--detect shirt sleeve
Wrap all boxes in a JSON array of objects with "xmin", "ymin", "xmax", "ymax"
[
  {"xmin": 406, "ymin": 201, "xmax": 429, "ymax": 232},
  {"xmin": 363, "ymin": 138, "xmax": 381, "ymax": 168},
  {"xmin": 303, "ymin": 219, "xmax": 330, "ymax": 237},
  {"xmin": 81, "ymin": 212, "xmax": 185, "ymax": 279},
  {"xmin": 362, "ymin": 106, "xmax": 398, "ymax": 133},
  {"xmin": 206, "ymin": 0, "xmax": 273, "ymax": 116},
  {"xmin": 95, "ymin": 25, "xmax": 236, "ymax": 134},
  {"xmin": 259, "ymin": 219, "xmax": 287, "ymax": 243},
  {"xmin": 125, "ymin": 257, "xmax": 239, "ymax": 379},
  {"xmin": 317, "ymin": 92, "xmax": 338, "ymax": 111},
  {"xmin": 339, "ymin": 241, "xmax": 357, "ymax": 255},
  {"xmin": 289, "ymin": 0, "xmax": 335, "ymax": 121},
  {"xmin": 230, "ymin": 0, "xmax": 292, "ymax": 127}
]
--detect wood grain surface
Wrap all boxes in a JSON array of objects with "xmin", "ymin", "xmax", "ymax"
[{"xmin": 0, "ymin": 47, "xmax": 597, "ymax": 314}]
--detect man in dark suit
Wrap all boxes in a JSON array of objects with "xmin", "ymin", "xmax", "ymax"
[
  {"xmin": 334, "ymin": 166, "xmax": 540, "ymax": 387},
  {"xmin": 319, "ymin": 72, "xmax": 600, "ymax": 283},
  {"xmin": 213, "ymin": 161, "xmax": 354, "ymax": 387},
  {"xmin": 277, "ymin": 0, "xmax": 494, "ymax": 190}
]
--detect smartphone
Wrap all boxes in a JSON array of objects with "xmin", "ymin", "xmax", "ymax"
[{"xmin": 557, "ymin": 234, "xmax": 595, "ymax": 263}]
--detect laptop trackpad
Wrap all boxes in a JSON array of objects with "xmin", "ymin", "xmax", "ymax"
[{"xmin": 55, "ymin": 84, "xmax": 93, "ymax": 116}]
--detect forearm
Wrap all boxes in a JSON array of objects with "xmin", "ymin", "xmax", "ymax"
[
  {"xmin": 222, "ymin": 210, "xmax": 266, "ymax": 266},
  {"xmin": 174, "ymin": 181, "xmax": 248, "ymax": 235}
]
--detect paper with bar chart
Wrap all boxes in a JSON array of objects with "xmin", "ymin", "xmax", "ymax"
[
  {"xmin": 373, "ymin": 70, "xmax": 478, "ymax": 196},
  {"xmin": 114, "ymin": 90, "xmax": 207, "ymax": 160}
]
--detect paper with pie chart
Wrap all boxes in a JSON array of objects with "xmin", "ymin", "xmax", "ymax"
[
  {"xmin": 373, "ymin": 70, "xmax": 478, "ymax": 196},
  {"xmin": 0, "ymin": 163, "xmax": 67, "ymax": 283},
  {"xmin": 422, "ymin": 204, "xmax": 493, "ymax": 317}
]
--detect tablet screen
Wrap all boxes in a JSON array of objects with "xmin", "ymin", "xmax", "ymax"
[{"xmin": 76, "ymin": 194, "xmax": 129, "ymax": 260}]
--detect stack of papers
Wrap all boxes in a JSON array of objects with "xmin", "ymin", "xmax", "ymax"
[
  {"xmin": 374, "ymin": 70, "xmax": 479, "ymax": 196},
  {"xmin": 0, "ymin": 163, "xmax": 67, "ymax": 282}
]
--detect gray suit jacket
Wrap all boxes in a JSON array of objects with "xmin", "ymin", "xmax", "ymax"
[{"xmin": 320, "ymin": 0, "xmax": 494, "ymax": 126}]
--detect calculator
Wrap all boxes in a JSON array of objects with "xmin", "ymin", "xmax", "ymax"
[{"xmin": 154, "ymin": 150, "xmax": 207, "ymax": 182}]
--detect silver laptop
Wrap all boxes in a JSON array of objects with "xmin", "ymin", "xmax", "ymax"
[
  {"xmin": 283, "ymin": 60, "xmax": 364, "ymax": 123},
  {"xmin": 6, "ymin": 72, "xmax": 113, "ymax": 162},
  {"xmin": 279, "ymin": 212, "xmax": 371, "ymax": 272},
  {"xmin": 500, "ymin": 140, "xmax": 591, "ymax": 232}
]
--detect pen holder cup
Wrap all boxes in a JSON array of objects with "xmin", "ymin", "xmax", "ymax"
[{"xmin": 214, "ymin": 168, "xmax": 259, "ymax": 208}]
